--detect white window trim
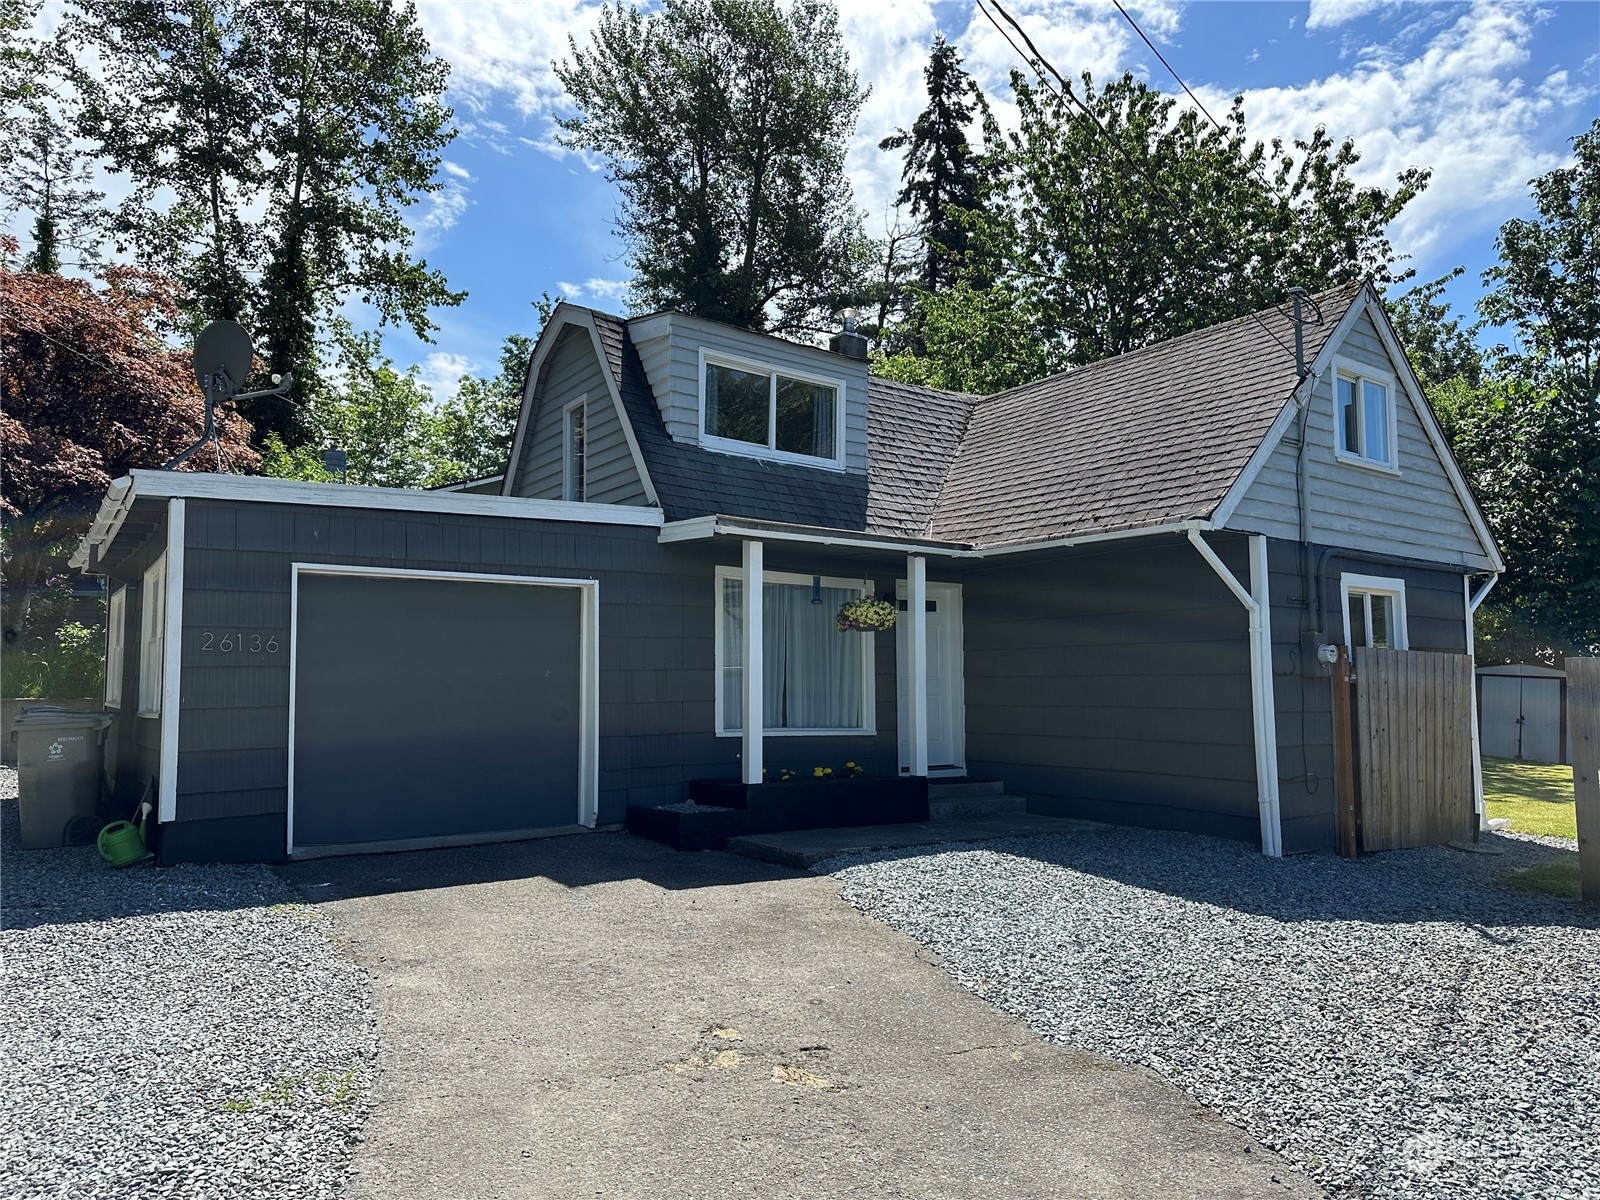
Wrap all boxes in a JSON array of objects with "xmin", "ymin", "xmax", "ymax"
[
  {"xmin": 1340, "ymin": 572, "xmax": 1409, "ymax": 650},
  {"xmin": 697, "ymin": 347, "xmax": 848, "ymax": 471},
  {"xmin": 1333, "ymin": 358, "xmax": 1401, "ymax": 474},
  {"xmin": 562, "ymin": 395, "xmax": 587, "ymax": 503},
  {"xmin": 105, "ymin": 586, "xmax": 126, "ymax": 707},
  {"xmin": 712, "ymin": 565, "xmax": 876, "ymax": 737},
  {"xmin": 138, "ymin": 552, "xmax": 167, "ymax": 717}
]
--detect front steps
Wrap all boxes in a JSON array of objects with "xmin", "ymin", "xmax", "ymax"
[{"xmin": 927, "ymin": 778, "xmax": 1028, "ymax": 821}]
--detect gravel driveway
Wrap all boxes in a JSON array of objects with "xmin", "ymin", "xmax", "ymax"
[
  {"xmin": 0, "ymin": 768, "xmax": 375, "ymax": 1200},
  {"xmin": 819, "ymin": 826, "xmax": 1599, "ymax": 1200}
]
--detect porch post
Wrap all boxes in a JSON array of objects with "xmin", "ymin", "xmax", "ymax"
[
  {"xmin": 907, "ymin": 553, "xmax": 929, "ymax": 777},
  {"xmin": 741, "ymin": 539, "xmax": 764, "ymax": 785}
]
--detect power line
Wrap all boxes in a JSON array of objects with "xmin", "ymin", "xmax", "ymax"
[
  {"xmin": 974, "ymin": 0, "xmax": 1302, "ymax": 367},
  {"xmin": 1109, "ymin": 0, "xmax": 1226, "ymax": 138}
]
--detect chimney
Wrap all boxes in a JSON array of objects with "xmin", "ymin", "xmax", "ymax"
[{"xmin": 829, "ymin": 308, "xmax": 868, "ymax": 361}]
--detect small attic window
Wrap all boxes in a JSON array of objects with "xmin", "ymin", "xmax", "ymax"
[{"xmin": 700, "ymin": 350, "xmax": 843, "ymax": 468}]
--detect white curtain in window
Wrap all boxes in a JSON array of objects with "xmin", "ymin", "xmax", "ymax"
[{"xmin": 721, "ymin": 577, "xmax": 865, "ymax": 731}]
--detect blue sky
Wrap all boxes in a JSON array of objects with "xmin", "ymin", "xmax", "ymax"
[
  {"xmin": 30, "ymin": 1, "xmax": 1600, "ymax": 393},
  {"xmin": 390, "ymin": 0, "xmax": 1597, "ymax": 395}
]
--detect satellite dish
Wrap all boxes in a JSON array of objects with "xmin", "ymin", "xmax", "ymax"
[{"xmin": 193, "ymin": 320, "xmax": 254, "ymax": 396}]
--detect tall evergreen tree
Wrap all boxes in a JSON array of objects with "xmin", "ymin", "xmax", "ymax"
[
  {"xmin": 556, "ymin": 0, "xmax": 871, "ymax": 334},
  {"xmin": 63, "ymin": 0, "xmax": 464, "ymax": 444},
  {"xmin": 879, "ymin": 36, "xmax": 988, "ymax": 295}
]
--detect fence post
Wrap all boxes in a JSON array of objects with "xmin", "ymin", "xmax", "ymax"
[
  {"xmin": 1568, "ymin": 658, "xmax": 1599, "ymax": 902},
  {"xmin": 1331, "ymin": 644, "xmax": 1359, "ymax": 859}
]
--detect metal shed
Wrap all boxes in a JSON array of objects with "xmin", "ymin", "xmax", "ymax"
[{"xmin": 1477, "ymin": 664, "xmax": 1567, "ymax": 764}]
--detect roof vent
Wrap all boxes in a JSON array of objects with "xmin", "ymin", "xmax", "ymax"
[{"xmin": 829, "ymin": 308, "xmax": 868, "ymax": 361}]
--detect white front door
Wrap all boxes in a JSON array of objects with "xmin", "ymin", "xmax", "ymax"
[{"xmin": 896, "ymin": 581, "xmax": 965, "ymax": 777}]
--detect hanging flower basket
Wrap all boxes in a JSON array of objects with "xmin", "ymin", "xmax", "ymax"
[{"xmin": 836, "ymin": 595, "xmax": 897, "ymax": 633}]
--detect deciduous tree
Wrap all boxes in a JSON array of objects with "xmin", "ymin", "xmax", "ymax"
[{"xmin": 555, "ymin": 0, "xmax": 870, "ymax": 334}]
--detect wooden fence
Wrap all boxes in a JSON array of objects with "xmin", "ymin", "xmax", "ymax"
[{"xmin": 1352, "ymin": 647, "xmax": 1476, "ymax": 851}]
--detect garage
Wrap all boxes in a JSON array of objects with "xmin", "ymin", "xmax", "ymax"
[{"xmin": 288, "ymin": 566, "xmax": 597, "ymax": 855}]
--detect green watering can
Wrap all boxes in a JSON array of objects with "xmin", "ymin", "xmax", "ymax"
[{"xmin": 98, "ymin": 801, "xmax": 151, "ymax": 867}]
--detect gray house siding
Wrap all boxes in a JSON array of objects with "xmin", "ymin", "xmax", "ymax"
[
  {"xmin": 629, "ymin": 313, "xmax": 871, "ymax": 474},
  {"xmin": 514, "ymin": 326, "xmax": 648, "ymax": 505},
  {"xmin": 1227, "ymin": 309, "xmax": 1490, "ymax": 570},
  {"xmin": 148, "ymin": 498, "xmax": 896, "ymax": 863},
  {"xmin": 100, "ymin": 511, "xmax": 169, "ymax": 814},
  {"xmin": 1267, "ymin": 538, "xmax": 1470, "ymax": 854},
  {"xmin": 960, "ymin": 535, "xmax": 1261, "ymax": 844}
]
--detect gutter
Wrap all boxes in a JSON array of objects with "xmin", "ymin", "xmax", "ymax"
[{"xmin": 1187, "ymin": 528, "xmax": 1284, "ymax": 857}]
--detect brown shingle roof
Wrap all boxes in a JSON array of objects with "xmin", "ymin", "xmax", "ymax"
[{"xmin": 926, "ymin": 282, "xmax": 1363, "ymax": 546}]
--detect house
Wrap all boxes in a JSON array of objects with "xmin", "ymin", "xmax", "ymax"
[{"xmin": 71, "ymin": 281, "xmax": 1502, "ymax": 864}]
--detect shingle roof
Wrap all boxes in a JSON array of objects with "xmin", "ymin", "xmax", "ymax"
[
  {"xmin": 573, "ymin": 283, "xmax": 1362, "ymax": 547},
  {"xmin": 928, "ymin": 282, "xmax": 1363, "ymax": 546}
]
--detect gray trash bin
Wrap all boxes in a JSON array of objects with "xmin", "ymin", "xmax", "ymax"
[{"xmin": 10, "ymin": 707, "xmax": 115, "ymax": 849}]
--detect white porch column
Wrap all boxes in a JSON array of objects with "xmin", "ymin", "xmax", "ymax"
[
  {"xmin": 741, "ymin": 539, "xmax": 764, "ymax": 785},
  {"xmin": 906, "ymin": 553, "xmax": 929, "ymax": 777}
]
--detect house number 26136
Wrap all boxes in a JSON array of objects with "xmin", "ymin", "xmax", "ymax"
[{"xmin": 200, "ymin": 632, "xmax": 280, "ymax": 653}]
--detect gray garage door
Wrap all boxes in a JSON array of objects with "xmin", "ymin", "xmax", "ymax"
[{"xmin": 292, "ymin": 572, "xmax": 583, "ymax": 850}]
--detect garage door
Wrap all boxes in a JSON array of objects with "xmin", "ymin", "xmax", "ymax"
[{"xmin": 290, "ymin": 570, "xmax": 586, "ymax": 852}]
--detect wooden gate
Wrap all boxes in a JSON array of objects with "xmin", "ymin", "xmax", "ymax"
[{"xmin": 1351, "ymin": 647, "xmax": 1476, "ymax": 851}]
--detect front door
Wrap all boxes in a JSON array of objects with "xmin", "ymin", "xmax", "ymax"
[{"xmin": 895, "ymin": 581, "xmax": 965, "ymax": 777}]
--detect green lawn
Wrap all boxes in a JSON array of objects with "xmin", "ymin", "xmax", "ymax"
[{"xmin": 1482, "ymin": 755, "xmax": 1577, "ymax": 839}]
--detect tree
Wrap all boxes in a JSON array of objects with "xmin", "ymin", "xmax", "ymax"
[
  {"xmin": 555, "ymin": 0, "xmax": 871, "ymax": 334},
  {"xmin": 1457, "ymin": 119, "xmax": 1600, "ymax": 659},
  {"xmin": 882, "ymin": 69, "xmax": 1428, "ymax": 391},
  {"xmin": 430, "ymin": 334, "xmax": 535, "ymax": 483},
  {"xmin": 879, "ymin": 36, "xmax": 989, "ymax": 296},
  {"xmin": 0, "ymin": 243, "xmax": 258, "ymax": 644},
  {"xmin": 63, "ymin": 0, "xmax": 464, "ymax": 444},
  {"xmin": 1389, "ymin": 267, "xmax": 1484, "ymax": 396}
]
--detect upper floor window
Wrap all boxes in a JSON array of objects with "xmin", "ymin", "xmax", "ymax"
[
  {"xmin": 563, "ymin": 398, "xmax": 587, "ymax": 502},
  {"xmin": 701, "ymin": 351, "xmax": 842, "ymax": 468},
  {"xmin": 1335, "ymin": 365, "xmax": 1396, "ymax": 469}
]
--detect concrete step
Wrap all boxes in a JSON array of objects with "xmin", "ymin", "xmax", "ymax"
[
  {"xmin": 926, "ymin": 778, "xmax": 1005, "ymax": 800},
  {"xmin": 929, "ymin": 794, "xmax": 1028, "ymax": 821},
  {"xmin": 724, "ymin": 813, "xmax": 1100, "ymax": 870}
]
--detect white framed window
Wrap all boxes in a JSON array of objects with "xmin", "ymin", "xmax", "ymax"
[
  {"xmin": 698, "ymin": 349, "xmax": 845, "ymax": 469},
  {"xmin": 1334, "ymin": 360, "xmax": 1399, "ymax": 470},
  {"xmin": 562, "ymin": 397, "xmax": 587, "ymax": 502},
  {"xmin": 105, "ymin": 586, "xmax": 126, "ymax": 707},
  {"xmin": 714, "ymin": 566, "xmax": 875, "ymax": 736},
  {"xmin": 1341, "ymin": 573, "xmax": 1408, "ymax": 650},
  {"xmin": 138, "ymin": 554, "xmax": 167, "ymax": 716}
]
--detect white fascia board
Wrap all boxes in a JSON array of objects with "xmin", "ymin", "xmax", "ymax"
[
  {"xmin": 117, "ymin": 470, "xmax": 663, "ymax": 525},
  {"xmin": 502, "ymin": 304, "xmax": 573, "ymax": 498},
  {"xmin": 69, "ymin": 476, "xmax": 135, "ymax": 570},
  {"xmin": 1362, "ymin": 294, "xmax": 1505, "ymax": 574},
  {"xmin": 1209, "ymin": 288, "xmax": 1371, "ymax": 530},
  {"xmin": 659, "ymin": 516, "xmax": 1209, "ymax": 558}
]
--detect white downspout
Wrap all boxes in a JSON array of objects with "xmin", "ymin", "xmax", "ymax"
[
  {"xmin": 1188, "ymin": 528, "xmax": 1283, "ymax": 857},
  {"xmin": 741, "ymin": 539, "xmax": 764, "ymax": 786},
  {"xmin": 1467, "ymin": 574, "xmax": 1498, "ymax": 827}
]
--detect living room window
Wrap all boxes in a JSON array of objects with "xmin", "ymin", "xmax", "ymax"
[
  {"xmin": 1335, "ymin": 363, "xmax": 1398, "ymax": 469},
  {"xmin": 700, "ymin": 351, "xmax": 843, "ymax": 467},
  {"xmin": 715, "ymin": 567, "xmax": 873, "ymax": 735}
]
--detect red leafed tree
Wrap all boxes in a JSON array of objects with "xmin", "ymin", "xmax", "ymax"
[{"xmin": 1, "ymin": 241, "xmax": 259, "ymax": 642}]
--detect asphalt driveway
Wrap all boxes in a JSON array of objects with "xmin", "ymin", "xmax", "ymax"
[{"xmin": 280, "ymin": 832, "xmax": 1317, "ymax": 1200}]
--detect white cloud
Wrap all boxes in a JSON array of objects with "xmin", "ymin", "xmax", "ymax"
[
  {"xmin": 557, "ymin": 277, "xmax": 631, "ymax": 304},
  {"xmin": 1306, "ymin": 0, "xmax": 1390, "ymax": 32},
  {"xmin": 1215, "ymin": 1, "xmax": 1591, "ymax": 271},
  {"xmin": 416, "ymin": 350, "xmax": 475, "ymax": 401}
]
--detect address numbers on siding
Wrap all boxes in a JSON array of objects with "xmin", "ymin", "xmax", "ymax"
[{"xmin": 199, "ymin": 632, "xmax": 281, "ymax": 654}]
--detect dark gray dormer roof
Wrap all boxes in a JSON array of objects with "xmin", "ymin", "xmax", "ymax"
[{"xmin": 571, "ymin": 283, "xmax": 1362, "ymax": 547}]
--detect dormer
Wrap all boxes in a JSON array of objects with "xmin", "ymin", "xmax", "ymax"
[{"xmin": 627, "ymin": 312, "xmax": 871, "ymax": 475}]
